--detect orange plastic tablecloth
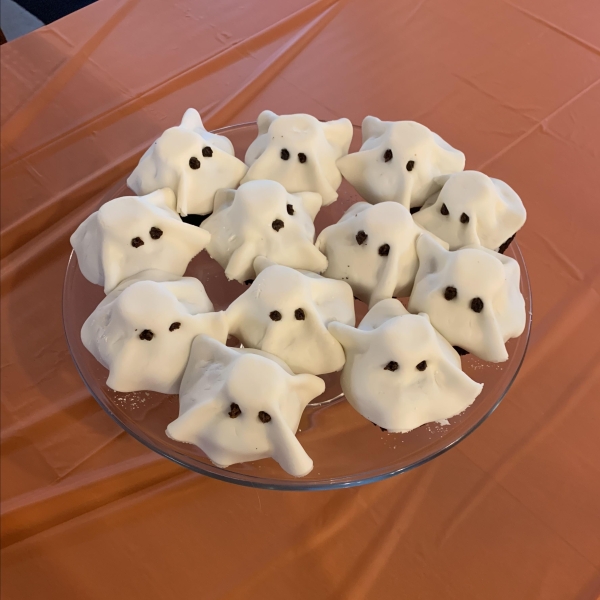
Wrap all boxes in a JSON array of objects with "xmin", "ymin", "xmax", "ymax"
[{"xmin": 1, "ymin": 1, "xmax": 600, "ymax": 598}]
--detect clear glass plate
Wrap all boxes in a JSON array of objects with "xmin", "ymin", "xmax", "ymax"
[{"xmin": 63, "ymin": 122, "xmax": 532, "ymax": 491}]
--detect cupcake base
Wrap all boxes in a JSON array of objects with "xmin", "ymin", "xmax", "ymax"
[{"xmin": 498, "ymin": 233, "xmax": 516, "ymax": 255}]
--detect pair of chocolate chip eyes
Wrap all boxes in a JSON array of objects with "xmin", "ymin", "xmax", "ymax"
[
  {"xmin": 281, "ymin": 149, "xmax": 307, "ymax": 163},
  {"xmin": 138, "ymin": 322, "xmax": 180, "ymax": 341},
  {"xmin": 440, "ymin": 204, "xmax": 470, "ymax": 224},
  {"xmin": 131, "ymin": 227, "xmax": 163, "ymax": 248},
  {"xmin": 383, "ymin": 149, "xmax": 415, "ymax": 172},
  {"xmin": 444, "ymin": 287, "xmax": 484, "ymax": 312},
  {"xmin": 384, "ymin": 360, "xmax": 427, "ymax": 372},
  {"xmin": 270, "ymin": 309, "xmax": 305, "ymax": 321},
  {"xmin": 355, "ymin": 230, "xmax": 390, "ymax": 256},
  {"xmin": 188, "ymin": 147, "xmax": 213, "ymax": 169},
  {"xmin": 271, "ymin": 204, "xmax": 295, "ymax": 231},
  {"xmin": 228, "ymin": 403, "xmax": 271, "ymax": 422}
]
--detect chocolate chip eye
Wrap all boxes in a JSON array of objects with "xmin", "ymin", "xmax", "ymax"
[
  {"xmin": 139, "ymin": 329, "xmax": 154, "ymax": 341},
  {"xmin": 460, "ymin": 213, "xmax": 470, "ymax": 224},
  {"xmin": 228, "ymin": 403, "xmax": 241, "ymax": 418},
  {"xmin": 149, "ymin": 227, "xmax": 163, "ymax": 240},
  {"xmin": 287, "ymin": 203, "xmax": 295, "ymax": 215},
  {"xmin": 356, "ymin": 230, "xmax": 368, "ymax": 245},
  {"xmin": 169, "ymin": 322, "xmax": 181, "ymax": 331},
  {"xmin": 281, "ymin": 148, "xmax": 290, "ymax": 160},
  {"xmin": 470, "ymin": 297, "xmax": 484, "ymax": 313},
  {"xmin": 189, "ymin": 156, "xmax": 200, "ymax": 169},
  {"xmin": 406, "ymin": 160, "xmax": 415, "ymax": 171},
  {"xmin": 202, "ymin": 146, "xmax": 213, "ymax": 158},
  {"xmin": 383, "ymin": 149, "xmax": 393, "ymax": 162},
  {"xmin": 272, "ymin": 219, "xmax": 284, "ymax": 232},
  {"xmin": 295, "ymin": 308, "xmax": 305, "ymax": 320},
  {"xmin": 269, "ymin": 310, "xmax": 282, "ymax": 321},
  {"xmin": 131, "ymin": 237, "xmax": 144, "ymax": 248},
  {"xmin": 298, "ymin": 153, "xmax": 307, "ymax": 163},
  {"xmin": 416, "ymin": 360, "xmax": 427, "ymax": 371},
  {"xmin": 441, "ymin": 203, "xmax": 449, "ymax": 216},
  {"xmin": 444, "ymin": 286, "xmax": 457, "ymax": 300},
  {"xmin": 258, "ymin": 411, "xmax": 272, "ymax": 423},
  {"xmin": 384, "ymin": 361, "xmax": 399, "ymax": 372},
  {"xmin": 378, "ymin": 243, "xmax": 390, "ymax": 256}
]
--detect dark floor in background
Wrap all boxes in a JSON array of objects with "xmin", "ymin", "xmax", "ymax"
[{"xmin": 15, "ymin": 0, "xmax": 96, "ymax": 23}]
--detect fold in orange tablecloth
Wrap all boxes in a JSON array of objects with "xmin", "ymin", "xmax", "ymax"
[{"xmin": 1, "ymin": 0, "xmax": 600, "ymax": 598}]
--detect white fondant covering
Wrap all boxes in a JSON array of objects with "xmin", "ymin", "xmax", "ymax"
[
  {"xmin": 414, "ymin": 171, "xmax": 526, "ymax": 250},
  {"xmin": 242, "ymin": 111, "xmax": 353, "ymax": 205},
  {"xmin": 71, "ymin": 188, "xmax": 211, "ymax": 293},
  {"xmin": 337, "ymin": 117, "xmax": 465, "ymax": 209},
  {"xmin": 316, "ymin": 202, "xmax": 448, "ymax": 307},
  {"xmin": 201, "ymin": 180, "xmax": 327, "ymax": 282},
  {"xmin": 407, "ymin": 235, "xmax": 526, "ymax": 362},
  {"xmin": 329, "ymin": 299, "xmax": 483, "ymax": 432},
  {"xmin": 226, "ymin": 258, "xmax": 355, "ymax": 375},
  {"xmin": 167, "ymin": 336, "xmax": 325, "ymax": 477},
  {"xmin": 127, "ymin": 109, "xmax": 247, "ymax": 216},
  {"xmin": 81, "ymin": 271, "xmax": 227, "ymax": 394}
]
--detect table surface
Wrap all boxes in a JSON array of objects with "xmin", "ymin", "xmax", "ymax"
[{"xmin": 2, "ymin": 0, "xmax": 600, "ymax": 598}]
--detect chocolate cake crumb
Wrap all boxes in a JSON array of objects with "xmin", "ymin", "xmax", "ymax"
[
  {"xmin": 169, "ymin": 322, "xmax": 181, "ymax": 331},
  {"xmin": 460, "ymin": 213, "xmax": 470, "ymax": 224},
  {"xmin": 189, "ymin": 156, "xmax": 201, "ymax": 169},
  {"xmin": 258, "ymin": 411, "xmax": 271, "ymax": 423},
  {"xmin": 139, "ymin": 329, "xmax": 154, "ymax": 341},
  {"xmin": 444, "ymin": 286, "xmax": 457, "ymax": 300},
  {"xmin": 378, "ymin": 243, "xmax": 390, "ymax": 256},
  {"xmin": 294, "ymin": 308, "xmax": 305, "ymax": 320},
  {"xmin": 131, "ymin": 237, "xmax": 144, "ymax": 248},
  {"xmin": 384, "ymin": 360, "xmax": 399, "ymax": 372},
  {"xmin": 356, "ymin": 230, "xmax": 368, "ymax": 245},
  {"xmin": 416, "ymin": 360, "xmax": 427, "ymax": 371},
  {"xmin": 202, "ymin": 146, "xmax": 213, "ymax": 157},
  {"xmin": 228, "ymin": 403, "xmax": 241, "ymax": 418},
  {"xmin": 150, "ymin": 227, "xmax": 163, "ymax": 239},
  {"xmin": 406, "ymin": 160, "xmax": 415, "ymax": 171},
  {"xmin": 298, "ymin": 153, "xmax": 307, "ymax": 163},
  {"xmin": 280, "ymin": 148, "xmax": 290, "ymax": 160},
  {"xmin": 470, "ymin": 297, "xmax": 484, "ymax": 313},
  {"xmin": 287, "ymin": 203, "xmax": 295, "ymax": 215},
  {"xmin": 272, "ymin": 219, "xmax": 284, "ymax": 232},
  {"xmin": 384, "ymin": 149, "xmax": 393, "ymax": 162},
  {"xmin": 269, "ymin": 310, "xmax": 282, "ymax": 321}
]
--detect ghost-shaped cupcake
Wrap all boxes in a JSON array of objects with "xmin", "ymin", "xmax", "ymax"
[
  {"xmin": 201, "ymin": 180, "xmax": 327, "ymax": 282},
  {"xmin": 329, "ymin": 299, "xmax": 483, "ymax": 433},
  {"xmin": 337, "ymin": 117, "xmax": 465, "ymax": 209},
  {"xmin": 166, "ymin": 336, "xmax": 325, "ymax": 477},
  {"xmin": 71, "ymin": 188, "xmax": 211, "ymax": 294},
  {"xmin": 226, "ymin": 258, "xmax": 355, "ymax": 375},
  {"xmin": 414, "ymin": 171, "xmax": 526, "ymax": 251},
  {"xmin": 241, "ymin": 111, "xmax": 353, "ymax": 205},
  {"xmin": 127, "ymin": 108, "xmax": 247, "ymax": 216},
  {"xmin": 408, "ymin": 235, "xmax": 526, "ymax": 362},
  {"xmin": 82, "ymin": 271, "xmax": 228, "ymax": 394},
  {"xmin": 316, "ymin": 202, "xmax": 447, "ymax": 307}
]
